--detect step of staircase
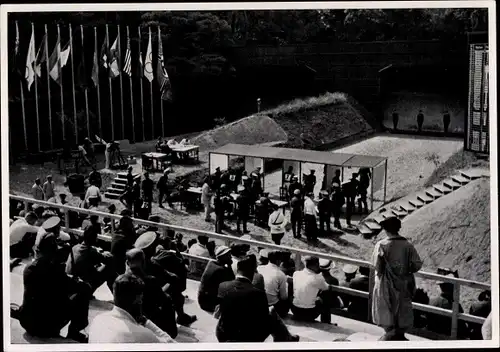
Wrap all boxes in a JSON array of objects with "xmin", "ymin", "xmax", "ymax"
[
  {"xmin": 364, "ymin": 220, "xmax": 382, "ymax": 231},
  {"xmin": 381, "ymin": 211, "xmax": 394, "ymax": 219},
  {"xmin": 107, "ymin": 187, "xmax": 125, "ymax": 195},
  {"xmin": 459, "ymin": 169, "xmax": 484, "ymax": 180},
  {"xmin": 104, "ymin": 192, "xmax": 120, "ymax": 200},
  {"xmin": 399, "ymin": 202, "xmax": 416, "ymax": 213},
  {"xmin": 408, "ymin": 198, "xmax": 424, "ymax": 208},
  {"xmin": 114, "ymin": 178, "xmax": 128, "ymax": 185},
  {"xmin": 392, "ymin": 209, "xmax": 407, "ymax": 218},
  {"xmin": 452, "ymin": 175, "xmax": 471, "ymax": 185},
  {"xmin": 110, "ymin": 182, "xmax": 127, "ymax": 190},
  {"xmin": 443, "ymin": 178, "xmax": 461, "ymax": 190},
  {"xmin": 417, "ymin": 193, "xmax": 434, "ymax": 204},
  {"xmin": 433, "ymin": 183, "xmax": 452, "ymax": 194},
  {"xmin": 371, "ymin": 214, "xmax": 386, "ymax": 224},
  {"xmin": 358, "ymin": 224, "xmax": 373, "ymax": 236},
  {"xmin": 116, "ymin": 172, "xmax": 140, "ymax": 179},
  {"xmin": 425, "ymin": 188, "xmax": 442, "ymax": 199}
]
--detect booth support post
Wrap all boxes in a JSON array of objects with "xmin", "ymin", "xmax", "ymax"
[
  {"xmin": 208, "ymin": 153, "xmax": 211, "ymax": 175},
  {"xmin": 299, "ymin": 162, "xmax": 302, "ymax": 184},
  {"xmin": 370, "ymin": 167, "xmax": 374, "ymax": 212},
  {"xmin": 226, "ymin": 155, "xmax": 229, "ymax": 172},
  {"xmin": 341, "ymin": 167, "xmax": 344, "ymax": 183},
  {"xmin": 262, "ymin": 157, "xmax": 266, "ymax": 193},
  {"xmin": 383, "ymin": 159, "xmax": 388, "ymax": 205}
]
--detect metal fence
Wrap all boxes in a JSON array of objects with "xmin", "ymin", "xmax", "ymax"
[{"xmin": 9, "ymin": 195, "xmax": 489, "ymax": 339}]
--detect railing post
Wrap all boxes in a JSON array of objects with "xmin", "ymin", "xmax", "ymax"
[
  {"xmin": 24, "ymin": 201, "xmax": 29, "ymax": 212},
  {"xmin": 110, "ymin": 218, "xmax": 116, "ymax": 235},
  {"xmin": 294, "ymin": 253, "xmax": 302, "ymax": 271},
  {"xmin": 367, "ymin": 266, "xmax": 375, "ymax": 323},
  {"xmin": 64, "ymin": 209, "xmax": 70, "ymax": 230},
  {"xmin": 451, "ymin": 282, "xmax": 461, "ymax": 339}
]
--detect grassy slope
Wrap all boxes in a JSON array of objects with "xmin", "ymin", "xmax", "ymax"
[
  {"xmin": 401, "ymin": 178, "xmax": 491, "ymax": 311},
  {"xmin": 262, "ymin": 92, "xmax": 373, "ymax": 149}
]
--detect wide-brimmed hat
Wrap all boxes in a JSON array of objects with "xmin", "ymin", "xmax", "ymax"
[
  {"xmin": 293, "ymin": 189, "xmax": 301, "ymax": 195},
  {"xmin": 332, "ymin": 182, "xmax": 340, "ymax": 188},
  {"xmin": 343, "ymin": 264, "xmax": 357, "ymax": 275},
  {"xmin": 319, "ymin": 259, "xmax": 336, "ymax": 271},
  {"xmin": 215, "ymin": 245, "xmax": 231, "ymax": 258},
  {"xmin": 42, "ymin": 216, "xmax": 61, "ymax": 230},
  {"xmin": 134, "ymin": 231, "xmax": 158, "ymax": 250}
]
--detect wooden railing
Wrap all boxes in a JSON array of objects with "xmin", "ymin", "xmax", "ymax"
[{"xmin": 10, "ymin": 195, "xmax": 489, "ymax": 339}]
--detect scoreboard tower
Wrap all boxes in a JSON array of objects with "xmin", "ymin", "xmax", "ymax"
[{"xmin": 465, "ymin": 32, "xmax": 489, "ymax": 154}]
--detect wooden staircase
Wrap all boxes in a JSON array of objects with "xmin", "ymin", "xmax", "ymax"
[
  {"xmin": 357, "ymin": 169, "xmax": 486, "ymax": 239},
  {"xmin": 104, "ymin": 172, "xmax": 141, "ymax": 200}
]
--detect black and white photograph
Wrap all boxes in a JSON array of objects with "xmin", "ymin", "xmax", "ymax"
[{"xmin": 1, "ymin": 1, "xmax": 497, "ymax": 350}]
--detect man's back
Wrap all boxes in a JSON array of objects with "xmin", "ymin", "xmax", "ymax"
[
  {"xmin": 217, "ymin": 278, "xmax": 271, "ymax": 342},
  {"xmin": 89, "ymin": 306, "xmax": 160, "ymax": 343}
]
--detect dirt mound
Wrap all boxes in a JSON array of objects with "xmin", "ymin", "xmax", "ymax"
[
  {"xmin": 400, "ymin": 177, "xmax": 491, "ymax": 310},
  {"xmin": 260, "ymin": 92, "xmax": 373, "ymax": 149},
  {"xmin": 190, "ymin": 115, "xmax": 287, "ymax": 151}
]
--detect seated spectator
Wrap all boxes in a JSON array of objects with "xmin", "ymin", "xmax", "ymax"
[
  {"xmin": 155, "ymin": 136, "xmax": 165, "ymax": 151},
  {"xmin": 88, "ymin": 273, "xmax": 175, "ymax": 343},
  {"xmin": 230, "ymin": 242, "xmax": 265, "ymax": 290},
  {"xmin": 258, "ymin": 250, "xmax": 289, "ymax": 318},
  {"xmin": 291, "ymin": 256, "xmax": 337, "ymax": 324},
  {"xmin": 198, "ymin": 245, "xmax": 235, "ymax": 313},
  {"xmin": 81, "ymin": 214, "xmax": 102, "ymax": 236},
  {"xmin": 188, "ymin": 235, "xmax": 211, "ymax": 277},
  {"xmin": 88, "ymin": 167, "xmax": 102, "ymax": 188},
  {"xmin": 482, "ymin": 312, "xmax": 492, "ymax": 340},
  {"xmin": 16, "ymin": 231, "xmax": 90, "ymax": 342},
  {"xmin": 339, "ymin": 264, "xmax": 357, "ymax": 306},
  {"xmin": 167, "ymin": 139, "xmax": 178, "ymax": 147},
  {"xmin": 279, "ymin": 251, "xmax": 296, "ymax": 277},
  {"xmin": 216, "ymin": 254, "xmax": 299, "ymax": 342},
  {"xmin": 319, "ymin": 259, "xmax": 342, "ymax": 309},
  {"xmin": 258, "ymin": 249, "xmax": 270, "ymax": 266},
  {"xmin": 469, "ymin": 290, "xmax": 491, "ymax": 340},
  {"xmin": 412, "ymin": 288, "xmax": 430, "ymax": 328},
  {"xmin": 102, "ymin": 204, "xmax": 117, "ymax": 232},
  {"xmin": 66, "ymin": 225, "xmax": 114, "ymax": 294},
  {"xmin": 427, "ymin": 273, "xmax": 468, "ymax": 338},
  {"xmin": 110, "ymin": 209, "xmax": 138, "ymax": 278},
  {"xmin": 134, "ymin": 231, "xmax": 196, "ymax": 326},
  {"xmin": 10, "ymin": 212, "xmax": 39, "ymax": 260},
  {"xmin": 125, "ymin": 248, "xmax": 178, "ymax": 339},
  {"xmin": 36, "ymin": 216, "xmax": 72, "ymax": 265},
  {"xmin": 187, "ymin": 238, "xmax": 197, "ymax": 249},
  {"xmin": 347, "ymin": 266, "xmax": 370, "ymax": 320},
  {"xmin": 174, "ymin": 233, "xmax": 187, "ymax": 253},
  {"xmin": 180, "ymin": 138, "xmax": 190, "ymax": 145}
]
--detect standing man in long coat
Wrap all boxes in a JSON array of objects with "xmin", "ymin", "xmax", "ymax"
[{"xmin": 371, "ymin": 217, "xmax": 422, "ymax": 341}]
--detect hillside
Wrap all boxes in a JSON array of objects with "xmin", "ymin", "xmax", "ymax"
[
  {"xmin": 190, "ymin": 115, "xmax": 287, "ymax": 151},
  {"xmin": 261, "ymin": 92, "xmax": 374, "ymax": 149},
  {"xmin": 400, "ymin": 177, "xmax": 491, "ymax": 310}
]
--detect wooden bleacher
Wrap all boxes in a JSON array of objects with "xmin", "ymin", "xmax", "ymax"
[{"xmin": 9, "ymin": 259, "xmax": 427, "ymax": 344}]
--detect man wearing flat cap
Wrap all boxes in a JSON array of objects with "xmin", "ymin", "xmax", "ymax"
[
  {"xmin": 330, "ymin": 183, "xmax": 345, "ymax": 229},
  {"xmin": 134, "ymin": 231, "xmax": 197, "ymax": 326},
  {"xmin": 17, "ymin": 231, "xmax": 91, "ymax": 342},
  {"xmin": 304, "ymin": 169, "xmax": 316, "ymax": 195},
  {"xmin": 198, "ymin": 245, "xmax": 235, "ymax": 313},
  {"xmin": 317, "ymin": 190, "xmax": 332, "ymax": 234}
]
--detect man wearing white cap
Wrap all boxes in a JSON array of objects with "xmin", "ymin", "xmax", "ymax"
[
  {"xmin": 288, "ymin": 175, "xmax": 302, "ymax": 200},
  {"xmin": 198, "ymin": 245, "xmax": 234, "ymax": 313},
  {"xmin": 319, "ymin": 259, "xmax": 343, "ymax": 309},
  {"xmin": 268, "ymin": 203, "xmax": 289, "ymax": 245},
  {"xmin": 235, "ymin": 185, "xmax": 251, "ymax": 234}
]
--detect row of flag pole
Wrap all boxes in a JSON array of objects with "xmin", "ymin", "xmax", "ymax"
[{"xmin": 14, "ymin": 21, "xmax": 171, "ymax": 152}]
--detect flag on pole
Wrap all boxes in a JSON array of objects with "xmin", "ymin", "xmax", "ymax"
[
  {"xmin": 137, "ymin": 30, "xmax": 144, "ymax": 78},
  {"xmin": 144, "ymin": 27, "xmax": 154, "ymax": 82},
  {"xmin": 34, "ymin": 34, "xmax": 47, "ymax": 78},
  {"xmin": 92, "ymin": 33, "xmax": 100, "ymax": 87},
  {"xmin": 100, "ymin": 37, "xmax": 109, "ymax": 69},
  {"xmin": 156, "ymin": 27, "xmax": 171, "ymax": 101},
  {"xmin": 25, "ymin": 25, "xmax": 36, "ymax": 91},
  {"xmin": 77, "ymin": 30, "xmax": 88, "ymax": 89},
  {"xmin": 12, "ymin": 21, "xmax": 22, "ymax": 76},
  {"xmin": 49, "ymin": 39, "xmax": 70, "ymax": 84},
  {"xmin": 109, "ymin": 34, "xmax": 120, "ymax": 78},
  {"xmin": 123, "ymin": 31, "xmax": 132, "ymax": 76}
]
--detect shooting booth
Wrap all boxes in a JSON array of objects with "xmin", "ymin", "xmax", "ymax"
[{"xmin": 209, "ymin": 143, "xmax": 388, "ymax": 212}]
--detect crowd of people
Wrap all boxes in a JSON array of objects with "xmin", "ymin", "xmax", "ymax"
[
  {"xmin": 8, "ymin": 158, "xmax": 492, "ymax": 343},
  {"xmin": 9, "ymin": 193, "xmax": 492, "ymax": 342}
]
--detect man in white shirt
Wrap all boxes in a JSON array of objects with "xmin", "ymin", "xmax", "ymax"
[
  {"xmin": 257, "ymin": 250, "xmax": 289, "ymax": 317},
  {"xmin": 201, "ymin": 178, "xmax": 213, "ymax": 221},
  {"xmin": 292, "ymin": 255, "xmax": 336, "ymax": 324},
  {"xmin": 89, "ymin": 273, "xmax": 176, "ymax": 343},
  {"xmin": 42, "ymin": 175, "xmax": 56, "ymax": 200},
  {"xmin": 85, "ymin": 183, "xmax": 102, "ymax": 207},
  {"xmin": 268, "ymin": 204, "xmax": 289, "ymax": 245},
  {"xmin": 10, "ymin": 212, "xmax": 40, "ymax": 259},
  {"xmin": 188, "ymin": 235, "xmax": 211, "ymax": 276},
  {"xmin": 31, "ymin": 178, "xmax": 44, "ymax": 200},
  {"xmin": 303, "ymin": 192, "xmax": 318, "ymax": 242}
]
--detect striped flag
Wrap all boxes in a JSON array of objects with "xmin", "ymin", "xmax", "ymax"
[
  {"xmin": 100, "ymin": 36, "xmax": 109, "ymax": 69},
  {"xmin": 49, "ymin": 41, "xmax": 70, "ymax": 84},
  {"xmin": 144, "ymin": 27, "xmax": 153, "ymax": 82},
  {"xmin": 123, "ymin": 29, "xmax": 132, "ymax": 76},
  {"xmin": 25, "ymin": 25, "xmax": 36, "ymax": 91},
  {"xmin": 137, "ymin": 32, "xmax": 144, "ymax": 78},
  {"xmin": 34, "ymin": 34, "xmax": 47, "ymax": 78},
  {"xmin": 92, "ymin": 28, "xmax": 100, "ymax": 87},
  {"xmin": 156, "ymin": 26, "xmax": 171, "ymax": 100}
]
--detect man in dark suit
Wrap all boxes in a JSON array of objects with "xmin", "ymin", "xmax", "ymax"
[{"xmin": 216, "ymin": 254, "xmax": 299, "ymax": 342}]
